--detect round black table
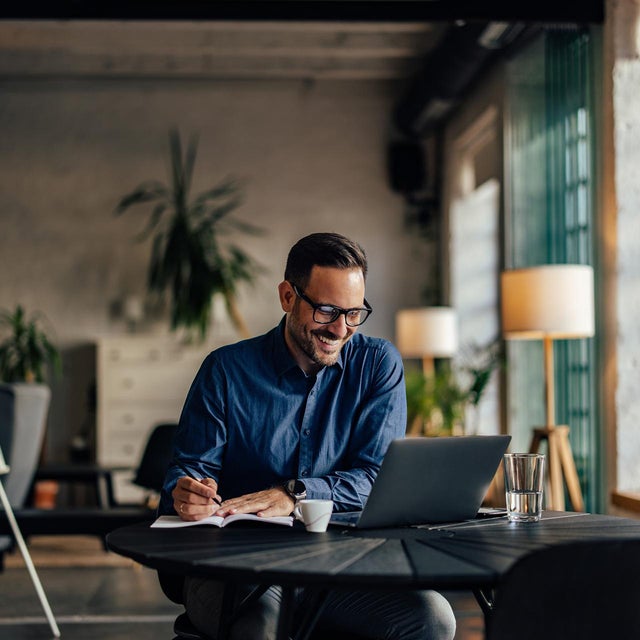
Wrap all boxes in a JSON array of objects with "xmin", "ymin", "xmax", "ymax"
[{"xmin": 107, "ymin": 512, "xmax": 640, "ymax": 639}]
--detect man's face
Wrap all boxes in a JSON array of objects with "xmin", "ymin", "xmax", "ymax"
[{"xmin": 279, "ymin": 266, "xmax": 366, "ymax": 375}]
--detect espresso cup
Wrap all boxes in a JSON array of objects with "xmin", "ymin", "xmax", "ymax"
[{"xmin": 293, "ymin": 499, "xmax": 334, "ymax": 533}]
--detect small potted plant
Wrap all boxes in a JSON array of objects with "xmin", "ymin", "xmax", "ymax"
[
  {"xmin": 0, "ymin": 305, "xmax": 60, "ymax": 384},
  {"xmin": 114, "ymin": 129, "xmax": 263, "ymax": 342},
  {"xmin": 0, "ymin": 305, "xmax": 61, "ymax": 508},
  {"xmin": 405, "ymin": 338, "xmax": 503, "ymax": 436}
]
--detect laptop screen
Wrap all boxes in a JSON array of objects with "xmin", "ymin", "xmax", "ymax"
[{"xmin": 331, "ymin": 435, "xmax": 511, "ymax": 528}]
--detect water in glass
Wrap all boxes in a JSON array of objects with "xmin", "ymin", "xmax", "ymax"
[{"xmin": 507, "ymin": 490, "xmax": 543, "ymax": 522}]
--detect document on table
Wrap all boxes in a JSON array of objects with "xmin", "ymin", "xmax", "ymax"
[{"xmin": 151, "ymin": 513, "xmax": 294, "ymax": 528}]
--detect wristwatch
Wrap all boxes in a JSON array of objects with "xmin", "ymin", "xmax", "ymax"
[{"xmin": 284, "ymin": 479, "xmax": 307, "ymax": 502}]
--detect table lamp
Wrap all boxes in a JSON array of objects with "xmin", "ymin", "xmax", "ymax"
[
  {"xmin": 500, "ymin": 264, "xmax": 594, "ymax": 511},
  {"xmin": 395, "ymin": 307, "xmax": 458, "ymax": 377}
]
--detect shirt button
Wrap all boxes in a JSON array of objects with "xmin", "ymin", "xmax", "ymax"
[
  {"xmin": 303, "ymin": 429, "xmax": 311, "ymax": 437},
  {"xmin": 301, "ymin": 470, "xmax": 308, "ymax": 477}
]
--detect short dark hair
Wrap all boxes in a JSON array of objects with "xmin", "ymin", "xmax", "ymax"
[{"xmin": 284, "ymin": 232, "xmax": 368, "ymax": 288}]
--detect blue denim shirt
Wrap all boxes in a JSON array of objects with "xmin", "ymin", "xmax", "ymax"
[{"xmin": 159, "ymin": 317, "xmax": 406, "ymax": 514}]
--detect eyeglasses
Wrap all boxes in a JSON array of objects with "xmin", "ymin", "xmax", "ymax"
[{"xmin": 291, "ymin": 284, "xmax": 373, "ymax": 327}]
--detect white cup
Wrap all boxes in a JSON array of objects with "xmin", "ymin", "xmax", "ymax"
[{"xmin": 293, "ymin": 499, "xmax": 333, "ymax": 533}]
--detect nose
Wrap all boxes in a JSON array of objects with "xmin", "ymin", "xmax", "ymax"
[{"xmin": 325, "ymin": 313, "xmax": 350, "ymax": 337}]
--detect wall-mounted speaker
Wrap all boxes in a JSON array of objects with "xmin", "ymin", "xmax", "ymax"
[{"xmin": 387, "ymin": 141, "xmax": 426, "ymax": 194}]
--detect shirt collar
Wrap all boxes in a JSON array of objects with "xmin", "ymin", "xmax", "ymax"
[{"xmin": 271, "ymin": 316, "xmax": 345, "ymax": 377}]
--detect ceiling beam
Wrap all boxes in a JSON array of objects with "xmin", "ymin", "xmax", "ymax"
[{"xmin": 0, "ymin": 1, "xmax": 605, "ymax": 25}]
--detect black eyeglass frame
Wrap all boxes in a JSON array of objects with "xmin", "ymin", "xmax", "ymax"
[{"xmin": 291, "ymin": 283, "xmax": 373, "ymax": 327}]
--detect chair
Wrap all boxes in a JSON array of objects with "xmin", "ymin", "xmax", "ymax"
[
  {"xmin": 172, "ymin": 585, "xmax": 368, "ymax": 640},
  {"xmin": 0, "ymin": 422, "xmax": 179, "ymax": 551},
  {"xmin": 172, "ymin": 584, "xmax": 270, "ymax": 640},
  {"xmin": 486, "ymin": 539, "xmax": 640, "ymax": 640},
  {"xmin": 130, "ymin": 422, "xmax": 178, "ymax": 507},
  {"xmin": 174, "ymin": 613, "xmax": 209, "ymax": 639},
  {"xmin": 174, "ymin": 613, "xmax": 368, "ymax": 640}
]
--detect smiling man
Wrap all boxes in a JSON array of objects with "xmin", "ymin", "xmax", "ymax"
[{"xmin": 159, "ymin": 232, "xmax": 456, "ymax": 640}]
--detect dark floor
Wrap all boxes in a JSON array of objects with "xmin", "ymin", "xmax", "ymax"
[{"xmin": 0, "ymin": 537, "xmax": 484, "ymax": 640}]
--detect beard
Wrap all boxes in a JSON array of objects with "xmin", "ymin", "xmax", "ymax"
[{"xmin": 286, "ymin": 308, "xmax": 351, "ymax": 369}]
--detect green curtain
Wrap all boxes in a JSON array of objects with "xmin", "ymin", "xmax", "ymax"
[{"xmin": 505, "ymin": 29, "xmax": 600, "ymax": 510}]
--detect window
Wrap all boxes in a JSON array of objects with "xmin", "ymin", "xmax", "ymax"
[{"xmin": 505, "ymin": 30, "xmax": 600, "ymax": 510}]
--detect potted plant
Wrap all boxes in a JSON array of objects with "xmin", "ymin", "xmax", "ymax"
[
  {"xmin": 114, "ymin": 129, "xmax": 263, "ymax": 342},
  {"xmin": 405, "ymin": 338, "xmax": 503, "ymax": 437},
  {"xmin": 0, "ymin": 305, "xmax": 60, "ymax": 384},
  {"xmin": 0, "ymin": 305, "xmax": 60, "ymax": 508}
]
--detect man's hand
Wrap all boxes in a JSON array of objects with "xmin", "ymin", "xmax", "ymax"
[
  {"xmin": 172, "ymin": 476, "xmax": 221, "ymax": 521},
  {"xmin": 215, "ymin": 486, "xmax": 295, "ymax": 518}
]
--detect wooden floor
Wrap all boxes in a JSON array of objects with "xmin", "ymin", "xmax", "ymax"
[
  {"xmin": 447, "ymin": 591, "xmax": 485, "ymax": 640},
  {"xmin": 0, "ymin": 536, "xmax": 485, "ymax": 639}
]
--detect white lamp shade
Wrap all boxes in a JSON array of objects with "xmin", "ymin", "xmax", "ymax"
[
  {"xmin": 501, "ymin": 265, "xmax": 595, "ymax": 340},
  {"xmin": 395, "ymin": 307, "xmax": 458, "ymax": 358}
]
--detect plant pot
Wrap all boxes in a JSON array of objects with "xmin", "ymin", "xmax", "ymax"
[{"xmin": 0, "ymin": 383, "xmax": 51, "ymax": 508}]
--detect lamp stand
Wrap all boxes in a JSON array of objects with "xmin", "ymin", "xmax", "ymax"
[
  {"xmin": 0, "ymin": 447, "xmax": 60, "ymax": 637},
  {"xmin": 421, "ymin": 355, "xmax": 435, "ymax": 379},
  {"xmin": 528, "ymin": 336, "xmax": 585, "ymax": 512}
]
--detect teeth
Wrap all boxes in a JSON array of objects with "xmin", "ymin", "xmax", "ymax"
[{"xmin": 317, "ymin": 335, "xmax": 338, "ymax": 345}]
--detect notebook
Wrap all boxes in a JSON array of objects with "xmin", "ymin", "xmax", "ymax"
[{"xmin": 330, "ymin": 435, "xmax": 511, "ymax": 529}]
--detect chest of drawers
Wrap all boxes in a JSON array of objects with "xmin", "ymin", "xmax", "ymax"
[{"xmin": 96, "ymin": 336, "xmax": 217, "ymax": 502}]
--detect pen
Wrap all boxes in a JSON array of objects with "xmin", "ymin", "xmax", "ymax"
[{"xmin": 175, "ymin": 461, "xmax": 222, "ymax": 506}]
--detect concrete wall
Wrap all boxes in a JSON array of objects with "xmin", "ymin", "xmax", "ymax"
[
  {"xmin": 609, "ymin": 0, "xmax": 640, "ymax": 493},
  {"xmin": 0, "ymin": 76, "xmax": 433, "ymax": 461}
]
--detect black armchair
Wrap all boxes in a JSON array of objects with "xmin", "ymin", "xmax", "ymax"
[{"xmin": 486, "ymin": 539, "xmax": 640, "ymax": 640}]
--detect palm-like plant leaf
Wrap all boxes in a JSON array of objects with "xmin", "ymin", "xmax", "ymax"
[
  {"xmin": 115, "ymin": 129, "xmax": 263, "ymax": 340},
  {"xmin": 114, "ymin": 181, "xmax": 168, "ymax": 214}
]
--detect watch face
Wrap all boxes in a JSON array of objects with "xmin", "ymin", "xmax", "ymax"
[{"xmin": 287, "ymin": 479, "xmax": 306, "ymax": 498}]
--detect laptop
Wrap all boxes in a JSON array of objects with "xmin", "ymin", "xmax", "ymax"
[{"xmin": 330, "ymin": 435, "xmax": 511, "ymax": 529}]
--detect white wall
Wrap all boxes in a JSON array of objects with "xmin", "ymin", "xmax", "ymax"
[
  {"xmin": 442, "ymin": 66, "xmax": 505, "ymax": 439},
  {"xmin": 0, "ymin": 76, "xmax": 433, "ymax": 460}
]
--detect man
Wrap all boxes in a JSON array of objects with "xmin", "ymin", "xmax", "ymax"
[{"xmin": 160, "ymin": 232, "xmax": 456, "ymax": 640}]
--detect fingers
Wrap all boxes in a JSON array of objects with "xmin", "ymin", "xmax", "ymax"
[
  {"xmin": 199, "ymin": 478, "xmax": 222, "ymax": 504},
  {"xmin": 215, "ymin": 487, "xmax": 294, "ymax": 518},
  {"xmin": 172, "ymin": 476, "xmax": 220, "ymax": 521},
  {"xmin": 174, "ymin": 476, "xmax": 219, "ymax": 502}
]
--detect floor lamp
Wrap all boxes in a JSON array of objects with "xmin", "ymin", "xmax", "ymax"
[
  {"xmin": 395, "ymin": 307, "xmax": 458, "ymax": 378},
  {"xmin": 501, "ymin": 265, "xmax": 595, "ymax": 512},
  {"xmin": 0, "ymin": 445, "xmax": 60, "ymax": 637}
]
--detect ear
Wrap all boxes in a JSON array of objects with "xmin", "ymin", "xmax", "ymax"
[{"xmin": 278, "ymin": 281, "xmax": 296, "ymax": 312}]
